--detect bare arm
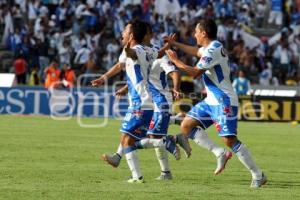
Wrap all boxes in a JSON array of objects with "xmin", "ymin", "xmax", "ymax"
[
  {"xmin": 91, "ymin": 62, "xmax": 124, "ymax": 86},
  {"xmin": 164, "ymin": 34, "xmax": 199, "ymax": 57},
  {"xmin": 172, "ymin": 41, "xmax": 199, "ymax": 57},
  {"xmin": 157, "ymin": 43, "xmax": 171, "ymax": 58},
  {"xmin": 166, "ymin": 50, "xmax": 205, "ymax": 78},
  {"xmin": 168, "ymin": 71, "xmax": 181, "ymax": 92},
  {"xmin": 168, "ymin": 71, "xmax": 181, "ymax": 100}
]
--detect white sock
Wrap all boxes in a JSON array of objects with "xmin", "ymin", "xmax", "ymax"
[
  {"xmin": 192, "ymin": 128, "xmax": 225, "ymax": 157},
  {"xmin": 138, "ymin": 138, "xmax": 164, "ymax": 149},
  {"xmin": 125, "ymin": 150, "xmax": 142, "ymax": 179},
  {"xmin": 236, "ymin": 144, "xmax": 262, "ymax": 180},
  {"xmin": 155, "ymin": 147, "xmax": 170, "ymax": 172},
  {"xmin": 117, "ymin": 143, "xmax": 123, "ymax": 157}
]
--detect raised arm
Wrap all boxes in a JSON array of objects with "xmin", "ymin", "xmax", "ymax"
[
  {"xmin": 164, "ymin": 34, "xmax": 200, "ymax": 57},
  {"xmin": 166, "ymin": 50, "xmax": 205, "ymax": 78},
  {"xmin": 91, "ymin": 62, "xmax": 124, "ymax": 86}
]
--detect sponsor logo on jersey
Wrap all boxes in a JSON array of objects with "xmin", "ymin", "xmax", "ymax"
[{"xmin": 201, "ymin": 56, "xmax": 213, "ymax": 64}]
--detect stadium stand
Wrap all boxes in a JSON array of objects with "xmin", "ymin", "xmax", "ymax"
[{"xmin": 0, "ymin": 0, "xmax": 299, "ymax": 87}]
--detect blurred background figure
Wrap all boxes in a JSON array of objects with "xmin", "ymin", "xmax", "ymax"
[
  {"xmin": 44, "ymin": 59, "xmax": 60, "ymax": 89},
  {"xmin": 233, "ymin": 70, "xmax": 251, "ymax": 95}
]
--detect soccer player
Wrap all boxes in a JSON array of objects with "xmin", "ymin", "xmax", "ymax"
[
  {"xmin": 164, "ymin": 19, "xmax": 267, "ymax": 188},
  {"xmin": 95, "ymin": 22, "xmax": 184, "ymax": 180},
  {"xmin": 92, "ymin": 20, "xmax": 179, "ymax": 183},
  {"xmin": 102, "ymin": 23, "xmax": 186, "ymax": 180}
]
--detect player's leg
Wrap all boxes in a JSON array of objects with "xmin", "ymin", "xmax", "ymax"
[
  {"xmin": 169, "ymin": 112, "xmax": 186, "ymax": 125},
  {"xmin": 222, "ymin": 135, "xmax": 267, "ymax": 188},
  {"xmin": 115, "ymin": 109, "xmax": 154, "ymax": 182},
  {"xmin": 181, "ymin": 102, "xmax": 232, "ymax": 173},
  {"xmin": 216, "ymin": 106, "xmax": 266, "ymax": 188},
  {"xmin": 135, "ymin": 112, "xmax": 180, "ymax": 160},
  {"xmin": 148, "ymin": 135, "xmax": 173, "ymax": 180},
  {"xmin": 121, "ymin": 133, "xmax": 144, "ymax": 183},
  {"xmin": 146, "ymin": 111, "xmax": 173, "ymax": 180},
  {"xmin": 101, "ymin": 139, "xmax": 123, "ymax": 168}
]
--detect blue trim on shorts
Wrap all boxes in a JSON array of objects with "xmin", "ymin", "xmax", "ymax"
[
  {"xmin": 186, "ymin": 114, "xmax": 209, "ymax": 129},
  {"xmin": 120, "ymin": 129, "xmax": 145, "ymax": 140}
]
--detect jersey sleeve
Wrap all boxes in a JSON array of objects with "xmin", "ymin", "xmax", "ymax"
[
  {"xmin": 146, "ymin": 46, "xmax": 159, "ymax": 63},
  {"xmin": 135, "ymin": 46, "xmax": 147, "ymax": 64},
  {"xmin": 118, "ymin": 50, "xmax": 126, "ymax": 64},
  {"xmin": 196, "ymin": 47, "xmax": 217, "ymax": 70}
]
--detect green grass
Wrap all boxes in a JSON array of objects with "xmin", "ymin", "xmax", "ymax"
[{"xmin": 1, "ymin": 115, "xmax": 300, "ymax": 200}]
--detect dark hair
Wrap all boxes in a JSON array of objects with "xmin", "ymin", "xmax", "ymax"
[
  {"xmin": 145, "ymin": 22, "xmax": 152, "ymax": 34},
  {"xmin": 197, "ymin": 19, "xmax": 217, "ymax": 40},
  {"xmin": 128, "ymin": 20, "xmax": 147, "ymax": 44}
]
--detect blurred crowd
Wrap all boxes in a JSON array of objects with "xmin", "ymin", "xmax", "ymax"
[{"xmin": 0, "ymin": 0, "xmax": 300, "ymax": 89}]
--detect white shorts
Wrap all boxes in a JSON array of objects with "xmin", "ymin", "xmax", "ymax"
[{"xmin": 268, "ymin": 11, "xmax": 283, "ymax": 25}]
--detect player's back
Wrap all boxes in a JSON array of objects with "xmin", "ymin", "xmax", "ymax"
[
  {"xmin": 197, "ymin": 40, "xmax": 238, "ymax": 107},
  {"xmin": 149, "ymin": 56, "xmax": 175, "ymax": 111}
]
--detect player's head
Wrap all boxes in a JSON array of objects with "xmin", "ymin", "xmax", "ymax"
[
  {"xmin": 195, "ymin": 19, "xmax": 217, "ymax": 45},
  {"xmin": 121, "ymin": 19, "xmax": 147, "ymax": 46},
  {"xmin": 143, "ymin": 22, "xmax": 153, "ymax": 46}
]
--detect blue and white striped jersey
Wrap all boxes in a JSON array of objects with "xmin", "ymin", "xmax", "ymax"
[
  {"xmin": 119, "ymin": 45, "xmax": 153, "ymax": 110},
  {"xmin": 148, "ymin": 55, "xmax": 176, "ymax": 112},
  {"xmin": 197, "ymin": 40, "xmax": 238, "ymax": 107}
]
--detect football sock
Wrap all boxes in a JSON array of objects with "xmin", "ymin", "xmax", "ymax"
[
  {"xmin": 155, "ymin": 147, "xmax": 170, "ymax": 172},
  {"xmin": 169, "ymin": 115, "xmax": 183, "ymax": 125},
  {"xmin": 135, "ymin": 138, "xmax": 164, "ymax": 149},
  {"xmin": 117, "ymin": 143, "xmax": 123, "ymax": 157},
  {"xmin": 124, "ymin": 147, "xmax": 142, "ymax": 179},
  {"xmin": 234, "ymin": 142, "xmax": 263, "ymax": 180},
  {"xmin": 189, "ymin": 127, "xmax": 225, "ymax": 157}
]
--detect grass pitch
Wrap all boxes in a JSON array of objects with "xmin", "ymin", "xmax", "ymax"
[{"xmin": 1, "ymin": 115, "xmax": 300, "ymax": 200}]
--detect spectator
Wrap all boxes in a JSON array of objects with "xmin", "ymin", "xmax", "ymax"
[
  {"xmin": 259, "ymin": 65, "xmax": 272, "ymax": 86},
  {"xmin": 268, "ymin": 0, "xmax": 283, "ymax": 26},
  {"xmin": 232, "ymin": 70, "xmax": 251, "ymax": 95},
  {"xmin": 74, "ymin": 44, "xmax": 91, "ymax": 73},
  {"xmin": 1, "ymin": 0, "xmax": 299, "ymax": 87},
  {"xmin": 28, "ymin": 66, "xmax": 40, "ymax": 86},
  {"xmin": 14, "ymin": 54, "xmax": 27, "ymax": 84},
  {"xmin": 44, "ymin": 59, "xmax": 60, "ymax": 88},
  {"xmin": 255, "ymin": 0, "xmax": 267, "ymax": 28},
  {"xmin": 60, "ymin": 63, "xmax": 76, "ymax": 88}
]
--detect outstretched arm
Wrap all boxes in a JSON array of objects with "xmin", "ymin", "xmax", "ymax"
[
  {"xmin": 166, "ymin": 50, "xmax": 205, "ymax": 78},
  {"xmin": 164, "ymin": 34, "xmax": 200, "ymax": 57},
  {"xmin": 91, "ymin": 62, "xmax": 124, "ymax": 86}
]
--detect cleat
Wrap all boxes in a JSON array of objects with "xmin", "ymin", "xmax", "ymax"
[
  {"xmin": 101, "ymin": 153, "xmax": 121, "ymax": 168},
  {"xmin": 155, "ymin": 172, "xmax": 173, "ymax": 180},
  {"xmin": 176, "ymin": 134, "xmax": 192, "ymax": 158},
  {"xmin": 127, "ymin": 176, "xmax": 144, "ymax": 183},
  {"xmin": 164, "ymin": 135, "xmax": 181, "ymax": 160},
  {"xmin": 214, "ymin": 150, "xmax": 232, "ymax": 175},
  {"xmin": 251, "ymin": 173, "xmax": 267, "ymax": 188}
]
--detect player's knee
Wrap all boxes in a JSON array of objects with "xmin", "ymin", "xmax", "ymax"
[
  {"xmin": 149, "ymin": 135, "xmax": 163, "ymax": 139},
  {"xmin": 222, "ymin": 136, "xmax": 238, "ymax": 148},
  {"xmin": 180, "ymin": 121, "xmax": 192, "ymax": 135},
  {"xmin": 121, "ymin": 133, "xmax": 135, "ymax": 147}
]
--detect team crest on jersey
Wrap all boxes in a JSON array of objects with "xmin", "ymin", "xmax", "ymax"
[{"xmin": 201, "ymin": 56, "xmax": 213, "ymax": 64}]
